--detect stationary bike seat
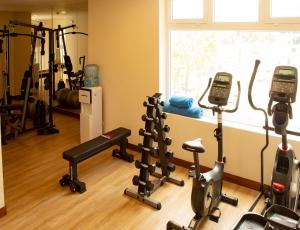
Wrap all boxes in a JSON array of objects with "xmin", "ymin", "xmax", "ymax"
[{"xmin": 182, "ymin": 138, "xmax": 205, "ymax": 153}]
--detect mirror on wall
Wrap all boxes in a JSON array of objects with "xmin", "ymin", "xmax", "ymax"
[
  {"xmin": 0, "ymin": 2, "xmax": 88, "ymax": 99},
  {"xmin": 31, "ymin": 4, "xmax": 88, "ymax": 92}
]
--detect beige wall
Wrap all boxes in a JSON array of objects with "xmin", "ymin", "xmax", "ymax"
[
  {"xmin": 88, "ymin": 0, "xmax": 159, "ymax": 131},
  {"xmin": 88, "ymin": 0, "xmax": 300, "ymax": 184},
  {"xmin": 0, "ymin": 12, "xmax": 31, "ymax": 96}
]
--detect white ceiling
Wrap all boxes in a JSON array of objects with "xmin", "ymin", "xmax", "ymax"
[{"xmin": 0, "ymin": 0, "xmax": 88, "ymax": 12}]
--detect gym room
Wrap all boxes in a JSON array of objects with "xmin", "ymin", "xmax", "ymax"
[{"xmin": 0, "ymin": 0, "xmax": 300, "ymax": 229}]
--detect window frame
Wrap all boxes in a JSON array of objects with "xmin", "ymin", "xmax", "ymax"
[
  {"xmin": 161, "ymin": 0, "xmax": 300, "ymax": 132},
  {"xmin": 167, "ymin": 0, "xmax": 209, "ymax": 24},
  {"xmin": 265, "ymin": 0, "xmax": 300, "ymax": 24}
]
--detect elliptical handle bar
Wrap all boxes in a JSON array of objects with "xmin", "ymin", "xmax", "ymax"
[
  {"xmin": 248, "ymin": 59, "xmax": 269, "ymax": 121},
  {"xmin": 198, "ymin": 77, "xmax": 213, "ymax": 110},
  {"xmin": 248, "ymin": 60, "xmax": 263, "ymax": 112},
  {"xmin": 223, "ymin": 81, "xmax": 241, "ymax": 113},
  {"xmin": 247, "ymin": 60, "xmax": 269, "ymax": 198}
]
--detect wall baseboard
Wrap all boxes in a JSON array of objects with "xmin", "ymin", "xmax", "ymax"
[
  {"xmin": 128, "ymin": 144, "xmax": 261, "ymax": 191},
  {"xmin": 0, "ymin": 206, "xmax": 7, "ymax": 218},
  {"xmin": 53, "ymin": 106, "xmax": 80, "ymax": 119}
]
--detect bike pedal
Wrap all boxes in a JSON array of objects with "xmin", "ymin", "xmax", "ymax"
[
  {"xmin": 209, "ymin": 208, "xmax": 221, "ymax": 223},
  {"xmin": 209, "ymin": 214, "xmax": 220, "ymax": 223}
]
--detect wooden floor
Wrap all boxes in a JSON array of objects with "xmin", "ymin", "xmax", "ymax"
[{"xmin": 0, "ymin": 113, "xmax": 262, "ymax": 230}]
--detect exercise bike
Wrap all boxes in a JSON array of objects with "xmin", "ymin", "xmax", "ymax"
[
  {"xmin": 233, "ymin": 60, "xmax": 300, "ymax": 229},
  {"xmin": 167, "ymin": 72, "xmax": 240, "ymax": 230}
]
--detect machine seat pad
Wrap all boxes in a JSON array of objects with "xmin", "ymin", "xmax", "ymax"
[
  {"xmin": 182, "ymin": 138, "xmax": 205, "ymax": 153},
  {"xmin": 63, "ymin": 127, "xmax": 131, "ymax": 163}
]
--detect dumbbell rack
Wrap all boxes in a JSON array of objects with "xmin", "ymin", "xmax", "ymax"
[{"xmin": 124, "ymin": 93, "xmax": 184, "ymax": 210}]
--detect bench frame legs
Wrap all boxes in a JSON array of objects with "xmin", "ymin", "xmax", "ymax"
[
  {"xmin": 60, "ymin": 138, "xmax": 133, "ymax": 193},
  {"xmin": 59, "ymin": 163, "xmax": 87, "ymax": 193},
  {"xmin": 112, "ymin": 138, "xmax": 134, "ymax": 163}
]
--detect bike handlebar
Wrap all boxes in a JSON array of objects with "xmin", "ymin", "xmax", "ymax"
[
  {"xmin": 224, "ymin": 81, "xmax": 241, "ymax": 113},
  {"xmin": 198, "ymin": 78, "xmax": 241, "ymax": 113},
  {"xmin": 198, "ymin": 77, "xmax": 212, "ymax": 110}
]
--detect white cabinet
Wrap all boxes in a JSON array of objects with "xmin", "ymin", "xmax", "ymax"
[{"xmin": 79, "ymin": 87, "xmax": 102, "ymax": 143}]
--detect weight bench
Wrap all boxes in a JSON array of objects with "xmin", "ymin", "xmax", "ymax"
[{"xmin": 59, "ymin": 127, "xmax": 134, "ymax": 193}]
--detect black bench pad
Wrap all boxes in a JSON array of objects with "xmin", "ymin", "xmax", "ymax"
[{"xmin": 63, "ymin": 127, "xmax": 131, "ymax": 163}]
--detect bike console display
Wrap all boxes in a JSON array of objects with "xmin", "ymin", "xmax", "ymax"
[
  {"xmin": 208, "ymin": 72, "xmax": 233, "ymax": 106},
  {"xmin": 270, "ymin": 66, "xmax": 297, "ymax": 103}
]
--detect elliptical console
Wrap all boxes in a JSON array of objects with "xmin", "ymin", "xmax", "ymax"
[{"xmin": 270, "ymin": 66, "xmax": 297, "ymax": 104}]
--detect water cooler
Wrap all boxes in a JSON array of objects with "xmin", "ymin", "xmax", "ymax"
[{"xmin": 79, "ymin": 86, "xmax": 102, "ymax": 143}]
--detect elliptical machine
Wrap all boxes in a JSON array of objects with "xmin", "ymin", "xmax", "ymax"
[
  {"xmin": 167, "ymin": 72, "xmax": 240, "ymax": 230},
  {"xmin": 267, "ymin": 65, "xmax": 300, "ymax": 211},
  {"xmin": 233, "ymin": 60, "xmax": 300, "ymax": 229}
]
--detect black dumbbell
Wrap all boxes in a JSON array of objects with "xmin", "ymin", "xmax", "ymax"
[
  {"xmin": 141, "ymin": 114, "xmax": 147, "ymax": 121},
  {"xmin": 165, "ymin": 151, "xmax": 174, "ymax": 158},
  {"xmin": 165, "ymin": 137, "xmax": 172, "ymax": 145},
  {"xmin": 132, "ymin": 175, "xmax": 139, "ymax": 186},
  {"xmin": 160, "ymin": 101, "xmax": 164, "ymax": 106},
  {"xmin": 135, "ymin": 160, "xmax": 142, "ymax": 169},
  {"xmin": 139, "ymin": 128, "xmax": 145, "ymax": 136},
  {"xmin": 143, "ymin": 101, "xmax": 148, "ymax": 107},
  {"xmin": 148, "ymin": 96, "xmax": 156, "ymax": 105},
  {"xmin": 168, "ymin": 163, "xmax": 176, "ymax": 172},
  {"xmin": 161, "ymin": 112, "xmax": 167, "ymax": 119},
  {"xmin": 163, "ymin": 125, "xmax": 170, "ymax": 132},
  {"xmin": 142, "ymin": 114, "xmax": 157, "ymax": 123}
]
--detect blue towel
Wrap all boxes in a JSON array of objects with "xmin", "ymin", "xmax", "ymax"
[
  {"xmin": 169, "ymin": 96, "xmax": 193, "ymax": 108},
  {"xmin": 163, "ymin": 101, "xmax": 203, "ymax": 119}
]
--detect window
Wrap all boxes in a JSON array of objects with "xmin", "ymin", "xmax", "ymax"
[
  {"xmin": 271, "ymin": 0, "xmax": 300, "ymax": 18},
  {"xmin": 163, "ymin": 0, "xmax": 300, "ymax": 132},
  {"xmin": 214, "ymin": 0, "xmax": 259, "ymax": 22},
  {"xmin": 172, "ymin": 0, "xmax": 204, "ymax": 20}
]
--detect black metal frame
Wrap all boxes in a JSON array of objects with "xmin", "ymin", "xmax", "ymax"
[
  {"xmin": 9, "ymin": 20, "xmax": 75, "ymax": 135},
  {"xmin": 0, "ymin": 23, "xmax": 49, "ymax": 143},
  {"xmin": 56, "ymin": 25, "xmax": 87, "ymax": 91},
  {"xmin": 167, "ymin": 75, "xmax": 240, "ymax": 229},
  {"xmin": 124, "ymin": 93, "xmax": 184, "ymax": 210}
]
